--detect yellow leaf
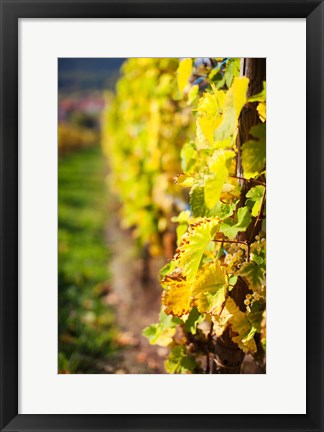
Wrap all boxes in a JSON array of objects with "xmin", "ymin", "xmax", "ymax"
[
  {"xmin": 196, "ymin": 118, "xmax": 210, "ymax": 149},
  {"xmin": 174, "ymin": 173, "xmax": 195, "ymax": 187},
  {"xmin": 233, "ymin": 76, "xmax": 249, "ymax": 117},
  {"xmin": 257, "ymin": 102, "xmax": 266, "ymax": 122},
  {"xmin": 192, "ymin": 261, "xmax": 227, "ymax": 314},
  {"xmin": 208, "ymin": 149, "xmax": 235, "ymax": 173},
  {"xmin": 215, "ymin": 77, "xmax": 249, "ymax": 141},
  {"xmin": 212, "ymin": 307, "xmax": 232, "ymax": 337},
  {"xmin": 197, "ymin": 90, "xmax": 222, "ymax": 118},
  {"xmin": 175, "ymin": 218, "xmax": 219, "ymax": 280},
  {"xmin": 204, "ymin": 150, "xmax": 235, "ymax": 209},
  {"xmin": 226, "ymin": 297, "xmax": 257, "ymax": 353},
  {"xmin": 198, "ymin": 117, "xmax": 214, "ymax": 146},
  {"xmin": 162, "ymin": 270, "xmax": 191, "ymax": 316},
  {"xmin": 188, "ymin": 84, "xmax": 199, "ymax": 105},
  {"xmin": 177, "ymin": 58, "xmax": 192, "ymax": 94},
  {"xmin": 196, "ymin": 89, "xmax": 224, "ymax": 146}
]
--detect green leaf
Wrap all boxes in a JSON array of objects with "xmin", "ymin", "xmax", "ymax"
[
  {"xmin": 184, "ymin": 307, "xmax": 205, "ymax": 334},
  {"xmin": 177, "ymin": 58, "xmax": 193, "ymax": 94},
  {"xmin": 159, "ymin": 309, "xmax": 182, "ymax": 327},
  {"xmin": 229, "ymin": 275, "xmax": 238, "ymax": 290},
  {"xmin": 247, "ymin": 301, "xmax": 264, "ymax": 332},
  {"xmin": 164, "ymin": 345, "xmax": 196, "ymax": 374},
  {"xmin": 172, "ymin": 210, "xmax": 191, "ymax": 225},
  {"xmin": 190, "ymin": 187, "xmax": 211, "ymax": 217},
  {"xmin": 160, "ymin": 260, "xmax": 176, "ymax": 277},
  {"xmin": 172, "ymin": 210, "xmax": 191, "ymax": 245},
  {"xmin": 190, "ymin": 187, "xmax": 235, "ymax": 219},
  {"xmin": 239, "ymin": 261, "xmax": 266, "ymax": 290},
  {"xmin": 214, "ymin": 201, "xmax": 235, "ymax": 219},
  {"xmin": 246, "ymin": 185, "xmax": 265, "ymax": 217},
  {"xmin": 142, "ymin": 323, "xmax": 175, "ymax": 346},
  {"xmin": 242, "ymin": 123, "xmax": 266, "ymax": 179},
  {"xmin": 248, "ymin": 82, "xmax": 266, "ymax": 102},
  {"xmin": 220, "ymin": 206, "xmax": 252, "ymax": 240},
  {"xmin": 142, "ymin": 310, "xmax": 181, "ymax": 346},
  {"xmin": 240, "ymin": 261, "xmax": 266, "ymax": 290},
  {"xmin": 224, "ymin": 58, "xmax": 240, "ymax": 88}
]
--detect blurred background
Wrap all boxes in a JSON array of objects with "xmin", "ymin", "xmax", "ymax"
[{"xmin": 58, "ymin": 58, "xmax": 166, "ymax": 374}]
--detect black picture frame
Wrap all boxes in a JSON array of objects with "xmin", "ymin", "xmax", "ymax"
[{"xmin": 0, "ymin": 1, "xmax": 323, "ymax": 431}]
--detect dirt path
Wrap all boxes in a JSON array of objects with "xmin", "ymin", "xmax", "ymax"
[{"xmin": 104, "ymin": 199, "xmax": 168, "ymax": 374}]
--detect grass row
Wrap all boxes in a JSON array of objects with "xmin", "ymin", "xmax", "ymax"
[{"xmin": 58, "ymin": 146, "xmax": 117, "ymax": 373}]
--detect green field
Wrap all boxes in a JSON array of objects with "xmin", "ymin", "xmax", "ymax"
[{"xmin": 58, "ymin": 146, "xmax": 117, "ymax": 373}]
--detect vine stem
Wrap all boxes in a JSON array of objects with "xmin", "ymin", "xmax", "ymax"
[
  {"xmin": 206, "ymin": 321, "xmax": 214, "ymax": 374},
  {"xmin": 255, "ymin": 359, "xmax": 266, "ymax": 374},
  {"xmin": 213, "ymin": 239, "xmax": 248, "ymax": 246},
  {"xmin": 230, "ymin": 175, "xmax": 266, "ymax": 186}
]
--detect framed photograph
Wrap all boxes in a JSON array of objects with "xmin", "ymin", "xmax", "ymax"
[{"xmin": 0, "ymin": 0, "xmax": 323, "ymax": 431}]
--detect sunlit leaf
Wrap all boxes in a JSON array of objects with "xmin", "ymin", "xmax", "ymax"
[
  {"xmin": 212, "ymin": 305, "xmax": 232, "ymax": 337},
  {"xmin": 198, "ymin": 117, "xmax": 215, "ymax": 146},
  {"xmin": 215, "ymin": 77, "xmax": 249, "ymax": 141},
  {"xmin": 184, "ymin": 307, "xmax": 205, "ymax": 334},
  {"xmin": 164, "ymin": 345, "xmax": 196, "ymax": 374},
  {"xmin": 248, "ymin": 301, "xmax": 264, "ymax": 333},
  {"xmin": 257, "ymin": 102, "xmax": 266, "ymax": 122},
  {"xmin": 161, "ymin": 270, "xmax": 190, "ymax": 316},
  {"xmin": 177, "ymin": 58, "xmax": 193, "ymax": 94},
  {"xmin": 239, "ymin": 261, "xmax": 266, "ymax": 290},
  {"xmin": 142, "ymin": 323, "xmax": 175, "ymax": 346},
  {"xmin": 242, "ymin": 123, "xmax": 266, "ymax": 179},
  {"xmin": 226, "ymin": 297, "xmax": 257, "ymax": 353},
  {"xmin": 248, "ymin": 81, "xmax": 266, "ymax": 102},
  {"xmin": 160, "ymin": 260, "xmax": 176, "ymax": 277},
  {"xmin": 204, "ymin": 150, "xmax": 235, "ymax": 209},
  {"xmin": 175, "ymin": 218, "xmax": 219, "ymax": 280},
  {"xmin": 204, "ymin": 170, "xmax": 227, "ymax": 209},
  {"xmin": 220, "ymin": 206, "xmax": 252, "ymax": 240},
  {"xmin": 196, "ymin": 89, "xmax": 223, "ymax": 118},
  {"xmin": 196, "ymin": 117, "xmax": 210, "ymax": 149},
  {"xmin": 190, "ymin": 187, "xmax": 210, "ymax": 217},
  {"xmin": 142, "ymin": 310, "xmax": 181, "ymax": 346},
  {"xmin": 192, "ymin": 261, "xmax": 228, "ymax": 314},
  {"xmin": 190, "ymin": 186, "xmax": 235, "ymax": 219},
  {"xmin": 175, "ymin": 173, "xmax": 195, "ymax": 187},
  {"xmin": 188, "ymin": 84, "xmax": 199, "ymax": 105},
  {"xmin": 246, "ymin": 185, "xmax": 265, "ymax": 217},
  {"xmin": 181, "ymin": 142, "xmax": 197, "ymax": 172}
]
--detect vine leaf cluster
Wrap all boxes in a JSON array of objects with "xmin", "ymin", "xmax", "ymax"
[{"xmin": 103, "ymin": 57, "xmax": 266, "ymax": 373}]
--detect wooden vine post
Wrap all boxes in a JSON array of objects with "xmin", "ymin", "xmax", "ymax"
[{"xmin": 214, "ymin": 58, "xmax": 266, "ymax": 374}]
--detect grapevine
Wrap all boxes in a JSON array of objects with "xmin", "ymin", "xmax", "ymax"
[{"xmin": 103, "ymin": 57, "xmax": 266, "ymax": 373}]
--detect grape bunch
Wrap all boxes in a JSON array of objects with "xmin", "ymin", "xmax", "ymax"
[{"xmin": 223, "ymin": 242, "xmax": 248, "ymax": 272}]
